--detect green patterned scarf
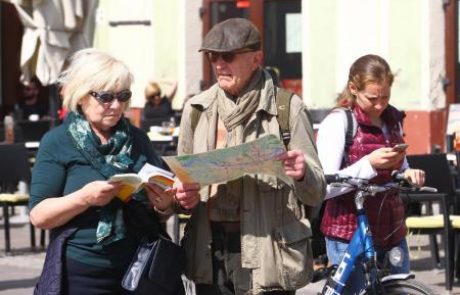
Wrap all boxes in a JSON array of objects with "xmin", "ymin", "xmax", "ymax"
[{"xmin": 67, "ymin": 111, "xmax": 133, "ymax": 245}]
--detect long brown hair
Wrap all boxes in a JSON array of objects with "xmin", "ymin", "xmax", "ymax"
[{"xmin": 336, "ymin": 54, "xmax": 394, "ymax": 107}]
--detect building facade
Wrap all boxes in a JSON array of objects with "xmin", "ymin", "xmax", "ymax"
[{"xmin": 1, "ymin": 0, "xmax": 458, "ymax": 153}]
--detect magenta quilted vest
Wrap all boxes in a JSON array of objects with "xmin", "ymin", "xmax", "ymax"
[{"xmin": 321, "ymin": 105, "xmax": 407, "ymax": 249}]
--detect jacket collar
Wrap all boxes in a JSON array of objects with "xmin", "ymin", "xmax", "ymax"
[
  {"xmin": 353, "ymin": 104, "xmax": 404, "ymax": 129},
  {"xmin": 190, "ymin": 83, "xmax": 219, "ymax": 110},
  {"xmin": 190, "ymin": 70, "xmax": 277, "ymax": 116},
  {"xmin": 189, "ymin": 69, "xmax": 278, "ymax": 118},
  {"xmin": 256, "ymin": 69, "xmax": 277, "ymax": 117}
]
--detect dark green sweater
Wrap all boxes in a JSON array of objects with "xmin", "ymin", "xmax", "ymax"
[{"xmin": 30, "ymin": 121, "xmax": 164, "ymax": 269}]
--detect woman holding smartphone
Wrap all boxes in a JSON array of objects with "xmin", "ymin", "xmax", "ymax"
[{"xmin": 316, "ymin": 54, "xmax": 425, "ymax": 294}]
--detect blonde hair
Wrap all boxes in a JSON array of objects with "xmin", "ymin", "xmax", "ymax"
[
  {"xmin": 58, "ymin": 48, "xmax": 134, "ymax": 112},
  {"xmin": 337, "ymin": 54, "xmax": 394, "ymax": 107},
  {"xmin": 144, "ymin": 81, "xmax": 162, "ymax": 99}
]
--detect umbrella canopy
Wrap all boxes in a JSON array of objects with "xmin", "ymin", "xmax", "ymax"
[{"xmin": 12, "ymin": 0, "xmax": 98, "ymax": 86}]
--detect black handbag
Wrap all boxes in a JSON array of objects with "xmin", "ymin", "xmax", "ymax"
[{"xmin": 122, "ymin": 232, "xmax": 186, "ymax": 295}]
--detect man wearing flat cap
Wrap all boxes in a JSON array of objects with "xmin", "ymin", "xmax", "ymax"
[{"xmin": 175, "ymin": 18, "xmax": 325, "ymax": 294}]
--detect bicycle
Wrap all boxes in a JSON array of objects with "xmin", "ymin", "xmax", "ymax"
[{"xmin": 314, "ymin": 173, "xmax": 437, "ymax": 295}]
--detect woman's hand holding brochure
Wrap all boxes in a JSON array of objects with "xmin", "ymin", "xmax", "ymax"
[{"xmin": 109, "ymin": 163, "xmax": 175, "ymax": 202}]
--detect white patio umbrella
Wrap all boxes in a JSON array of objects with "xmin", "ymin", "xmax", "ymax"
[{"xmin": 11, "ymin": 0, "xmax": 98, "ymax": 86}]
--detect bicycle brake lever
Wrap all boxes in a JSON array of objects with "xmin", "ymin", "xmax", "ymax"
[{"xmin": 391, "ymin": 170, "xmax": 412, "ymax": 188}]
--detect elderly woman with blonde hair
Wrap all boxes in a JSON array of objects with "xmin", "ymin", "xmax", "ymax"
[{"xmin": 29, "ymin": 48, "xmax": 199, "ymax": 294}]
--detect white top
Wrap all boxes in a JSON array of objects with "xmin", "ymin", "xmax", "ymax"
[{"xmin": 316, "ymin": 111, "xmax": 409, "ymax": 199}]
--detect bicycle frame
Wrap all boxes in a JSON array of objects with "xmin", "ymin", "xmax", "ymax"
[
  {"xmin": 319, "ymin": 175, "xmax": 437, "ymax": 295},
  {"xmin": 322, "ymin": 189, "xmax": 383, "ymax": 295}
]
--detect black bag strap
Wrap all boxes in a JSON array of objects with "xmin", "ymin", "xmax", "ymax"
[{"xmin": 344, "ymin": 108, "xmax": 354, "ymax": 153}]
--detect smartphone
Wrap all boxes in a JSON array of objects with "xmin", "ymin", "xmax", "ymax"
[{"xmin": 393, "ymin": 143, "xmax": 409, "ymax": 152}]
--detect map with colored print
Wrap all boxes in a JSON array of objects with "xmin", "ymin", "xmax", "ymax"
[{"xmin": 162, "ymin": 135, "xmax": 292, "ymax": 186}]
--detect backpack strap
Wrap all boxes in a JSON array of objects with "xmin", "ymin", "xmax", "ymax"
[
  {"xmin": 276, "ymin": 88, "xmax": 293, "ymax": 149},
  {"xmin": 332, "ymin": 107, "xmax": 356, "ymax": 168},
  {"xmin": 343, "ymin": 108, "xmax": 354, "ymax": 153}
]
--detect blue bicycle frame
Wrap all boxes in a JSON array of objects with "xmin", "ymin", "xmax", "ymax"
[
  {"xmin": 318, "ymin": 175, "xmax": 436, "ymax": 295},
  {"xmin": 322, "ymin": 189, "xmax": 383, "ymax": 295}
]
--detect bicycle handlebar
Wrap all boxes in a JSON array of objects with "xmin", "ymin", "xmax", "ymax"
[{"xmin": 325, "ymin": 172, "xmax": 437, "ymax": 193}]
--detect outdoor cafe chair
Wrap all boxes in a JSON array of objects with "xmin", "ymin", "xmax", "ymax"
[
  {"xmin": 402, "ymin": 153, "xmax": 458, "ymax": 290},
  {"xmin": 0, "ymin": 143, "xmax": 44, "ymax": 252}
]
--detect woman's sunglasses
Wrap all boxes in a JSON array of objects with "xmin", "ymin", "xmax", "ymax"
[
  {"xmin": 148, "ymin": 94, "xmax": 161, "ymax": 100},
  {"xmin": 206, "ymin": 48, "xmax": 254, "ymax": 63},
  {"xmin": 89, "ymin": 89, "xmax": 132, "ymax": 104}
]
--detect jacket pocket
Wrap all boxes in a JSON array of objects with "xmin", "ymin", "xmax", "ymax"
[{"xmin": 272, "ymin": 219, "xmax": 313, "ymax": 288}]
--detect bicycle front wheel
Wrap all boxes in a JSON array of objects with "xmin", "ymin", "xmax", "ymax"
[{"xmin": 363, "ymin": 278, "xmax": 435, "ymax": 295}]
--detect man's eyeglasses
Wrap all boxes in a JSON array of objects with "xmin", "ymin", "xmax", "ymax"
[
  {"xmin": 206, "ymin": 48, "xmax": 254, "ymax": 63},
  {"xmin": 89, "ymin": 89, "xmax": 132, "ymax": 104}
]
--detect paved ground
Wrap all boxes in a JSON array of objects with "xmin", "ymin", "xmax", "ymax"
[{"xmin": 1, "ymin": 215, "xmax": 460, "ymax": 295}]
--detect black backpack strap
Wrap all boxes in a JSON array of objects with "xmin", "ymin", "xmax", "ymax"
[
  {"xmin": 276, "ymin": 88, "xmax": 293, "ymax": 149},
  {"xmin": 344, "ymin": 108, "xmax": 354, "ymax": 153}
]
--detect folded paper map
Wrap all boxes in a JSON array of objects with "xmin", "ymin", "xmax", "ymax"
[
  {"xmin": 109, "ymin": 163, "xmax": 175, "ymax": 202},
  {"xmin": 162, "ymin": 135, "xmax": 292, "ymax": 186}
]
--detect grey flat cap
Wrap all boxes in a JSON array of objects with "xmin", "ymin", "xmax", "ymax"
[{"xmin": 199, "ymin": 18, "xmax": 261, "ymax": 52}]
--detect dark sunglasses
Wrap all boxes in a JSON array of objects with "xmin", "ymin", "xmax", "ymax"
[
  {"xmin": 89, "ymin": 89, "xmax": 132, "ymax": 103},
  {"xmin": 206, "ymin": 48, "xmax": 254, "ymax": 63},
  {"xmin": 148, "ymin": 94, "xmax": 161, "ymax": 100}
]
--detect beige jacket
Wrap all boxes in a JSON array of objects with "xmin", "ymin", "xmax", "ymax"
[{"xmin": 177, "ymin": 72, "xmax": 326, "ymax": 293}]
